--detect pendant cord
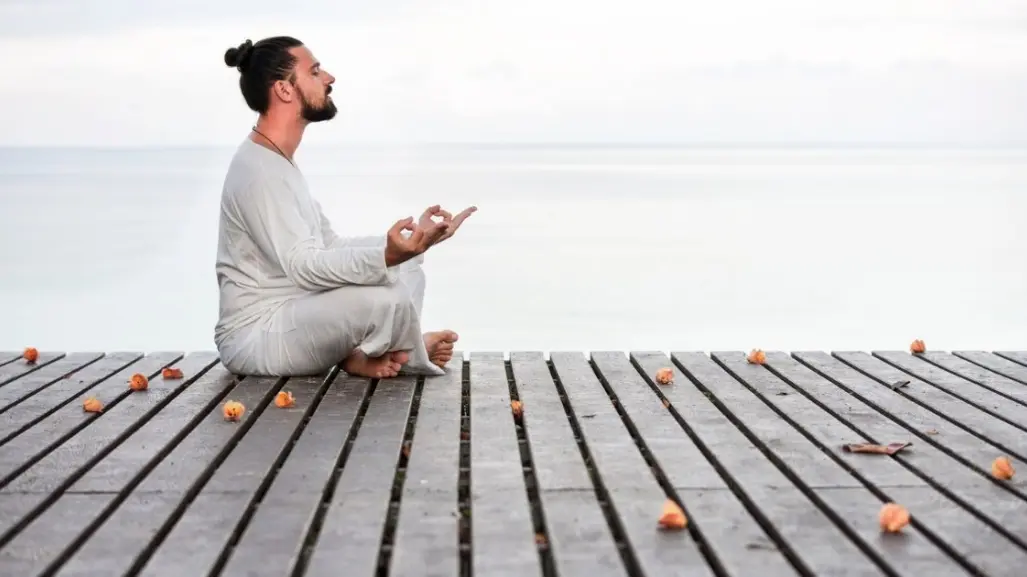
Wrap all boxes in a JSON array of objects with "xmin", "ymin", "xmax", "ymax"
[{"xmin": 251, "ymin": 126, "xmax": 294, "ymax": 166}]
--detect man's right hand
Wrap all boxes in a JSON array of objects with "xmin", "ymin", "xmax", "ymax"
[{"xmin": 384, "ymin": 216, "xmax": 450, "ymax": 267}]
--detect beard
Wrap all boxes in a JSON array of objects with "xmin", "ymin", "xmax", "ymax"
[{"xmin": 298, "ymin": 84, "xmax": 337, "ymax": 123}]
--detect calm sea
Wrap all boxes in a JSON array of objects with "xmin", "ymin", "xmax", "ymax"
[{"xmin": 1, "ymin": 145, "xmax": 1024, "ymax": 355}]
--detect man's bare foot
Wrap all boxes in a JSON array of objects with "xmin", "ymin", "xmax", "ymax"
[
  {"xmin": 343, "ymin": 350, "xmax": 405, "ymax": 379},
  {"xmin": 424, "ymin": 330, "xmax": 459, "ymax": 368}
]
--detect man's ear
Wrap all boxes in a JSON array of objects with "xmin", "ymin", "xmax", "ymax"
[{"xmin": 273, "ymin": 79, "xmax": 294, "ymax": 103}]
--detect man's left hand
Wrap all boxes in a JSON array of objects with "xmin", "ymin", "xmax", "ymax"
[{"xmin": 418, "ymin": 204, "xmax": 477, "ymax": 245}]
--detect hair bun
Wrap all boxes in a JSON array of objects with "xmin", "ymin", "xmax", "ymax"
[{"xmin": 224, "ymin": 39, "xmax": 254, "ymax": 70}]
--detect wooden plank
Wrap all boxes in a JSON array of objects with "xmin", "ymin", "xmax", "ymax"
[
  {"xmin": 466, "ymin": 352, "xmax": 542, "ymax": 577},
  {"xmin": 711, "ymin": 351, "xmax": 1027, "ymax": 576},
  {"xmin": 216, "ymin": 373, "xmax": 372, "ymax": 577},
  {"xmin": 588, "ymin": 351, "xmax": 800, "ymax": 577},
  {"xmin": 740, "ymin": 351, "xmax": 1027, "ymax": 550},
  {"xmin": 0, "ymin": 351, "xmax": 153, "ymax": 443},
  {"xmin": 510, "ymin": 351, "xmax": 625, "ymax": 575},
  {"xmin": 0, "ymin": 353, "xmax": 102, "ymax": 412},
  {"xmin": 0, "ymin": 355, "xmax": 239, "ymax": 576},
  {"xmin": 0, "ymin": 351, "xmax": 64, "ymax": 386},
  {"xmin": 832, "ymin": 352, "xmax": 1027, "ymax": 462},
  {"xmin": 994, "ymin": 351, "xmax": 1027, "ymax": 367},
  {"xmin": 552, "ymin": 352, "xmax": 719, "ymax": 577},
  {"xmin": 51, "ymin": 373, "xmax": 290, "ymax": 577},
  {"xmin": 130, "ymin": 372, "xmax": 328, "ymax": 577},
  {"xmin": 301, "ymin": 374, "xmax": 420, "ymax": 577},
  {"xmin": 950, "ymin": 351, "xmax": 1027, "ymax": 385},
  {"xmin": 0, "ymin": 352, "xmax": 223, "ymax": 540},
  {"xmin": 790, "ymin": 352, "xmax": 1027, "ymax": 494},
  {"xmin": 630, "ymin": 351, "xmax": 888, "ymax": 577},
  {"xmin": 0, "ymin": 352, "xmax": 182, "ymax": 483},
  {"xmin": 390, "ymin": 355, "xmax": 463, "ymax": 577},
  {"xmin": 0, "ymin": 352, "xmax": 24, "ymax": 366},
  {"xmin": 875, "ymin": 350, "xmax": 1027, "ymax": 420}
]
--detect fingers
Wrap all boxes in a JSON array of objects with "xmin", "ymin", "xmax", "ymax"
[{"xmin": 389, "ymin": 216, "xmax": 415, "ymax": 235}]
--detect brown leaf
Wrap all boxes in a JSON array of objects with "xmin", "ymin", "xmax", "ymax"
[{"xmin": 842, "ymin": 442, "xmax": 911, "ymax": 455}]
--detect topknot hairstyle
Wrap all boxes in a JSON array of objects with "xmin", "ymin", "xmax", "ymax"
[{"xmin": 224, "ymin": 36, "xmax": 305, "ymax": 114}]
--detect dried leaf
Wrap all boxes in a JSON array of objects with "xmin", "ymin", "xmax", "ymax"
[
  {"xmin": 890, "ymin": 380, "xmax": 910, "ymax": 390},
  {"xmin": 842, "ymin": 442, "xmax": 911, "ymax": 455},
  {"xmin": 924, "ymin": 429, "xmax": 939, "ymax": 435}
]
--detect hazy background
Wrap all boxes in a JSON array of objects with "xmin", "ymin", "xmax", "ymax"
[{"xmin": 1, "ymin": 0, "xmax": 1025, "ymax": 354}]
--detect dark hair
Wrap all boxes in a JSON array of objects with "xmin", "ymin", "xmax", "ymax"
[{"xmin": 224, "ymin": 36, "xmax": 304, "ymax": 114}]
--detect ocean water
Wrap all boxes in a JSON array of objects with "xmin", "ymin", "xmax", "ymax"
[{"xmin": 0, "ymin": 144, "xmax": 1024, "ymax": 355}]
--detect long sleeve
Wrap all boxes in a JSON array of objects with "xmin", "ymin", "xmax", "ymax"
[
  {"xmin": 316, "ymin": 200, "xmax": 425, "ymax": 265},
  {"xmin": 232, "ymin": 174, "xmax": 399, "ymax": 291}
]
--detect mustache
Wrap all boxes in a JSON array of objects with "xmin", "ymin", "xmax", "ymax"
[{"xmin": 325, "ymin": 85, "xmax": 332, "ymax": 95}]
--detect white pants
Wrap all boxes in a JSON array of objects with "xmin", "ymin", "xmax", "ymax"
[{"xmin": 219, "ymin": 262, "xmax": 445, "ymax": 378}]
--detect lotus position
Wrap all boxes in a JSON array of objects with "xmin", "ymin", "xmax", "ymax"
[{"xmin": 213, "ymin": 36, "xmax": 475, "ymax": 378}]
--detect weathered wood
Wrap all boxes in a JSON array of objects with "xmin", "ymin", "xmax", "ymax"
[
  {"xmin": 50, "ymin": 373, "xmax": 288, "ymax": 577},
  {"xmin": 593, "ymin": 351, "xmax": 799, "ymax": 577},
  {"xmin": 632, "ymin": 351, "xmax": 887, "ymax": 577},
  {"xmin": 0, "ymin": 352, "xmax": 182, "ymax": 483},
  {"xmin": 510, "ymin": 351, "xmax": 625, "ymax": 576},
  {"xmin": 390, "ymin": 355, "xmax": 463, "ymax": 577},
  {"xmin": 553, "ymin": 352, "xmax": 719, "ymax": 577},
  {"xmin": 0, "ymin": 352, "xmax": 105, "ymax": 413},
  {"xmin": 0, "ymin": 354, "xmax": 221, "ymax": 514},
  {"xmin": 302, "ymin": 374, "xmax": 420, "ymax": 577},
  {"xmin": 0, "ymin": 356, "xmax": 237, "ymax": 575},
  {"xmin": 467, "ymin": 352, "xmax": 541, "ymax": 577},
  {"xmin": 0, "ymin": 348, "xmax": 1023, "ymax": 577},
  {"xmin": 874, "ymin": 351, "xmax": 1027, "ymax": 423},
  {"xmin": 832, "ymin": 352, "xmax": 1027, "ymax": 462},
  {"xmin": 949, "ymin": 351, "xmax": 1027, "ymax": 386},
  {"xmin": 0, "ymin": 352, "xmax": 156, "ymax": 443},
  {"xmin": 0, "ymin": 352, "xmax": 64, "ymax": 387},
  {"xmin": 712, "ymin": 351, "xmax": 1027, "ymax": 576},
  {"xmin": 216, "ymin": 373, "xmax": 372, "ymax": 577},
  {"xmin": 994, "ymin": 351, "xmax": 1027, "ymax": 367},
  {"xmin": 129, "ymin": 373, "xmax": 330, "ymax": 577},
  {"xmin": 751, "ymin": 351, "xmax": 1027, "ymax": 550},
  {"xmin": 791, "ymin": 352, "xmax": 1027, "ymax": 494}
]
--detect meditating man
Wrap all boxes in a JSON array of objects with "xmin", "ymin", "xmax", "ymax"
[{"xmin": 213, "ymin": 36, "xmax": 475, "ymax": 379}]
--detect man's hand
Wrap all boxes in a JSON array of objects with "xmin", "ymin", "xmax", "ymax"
[
  {"xmin": 384, "ymin": 216, "xmax": 450, "ymax": 267},
  {"xmin": 418, "ymin": 204, "xmax": 477, "ymax": 245}
]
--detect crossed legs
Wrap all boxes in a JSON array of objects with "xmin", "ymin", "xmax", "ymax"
[{"xmin": 219, "ymin": 263, "xmax": 457, "ymax": 378}]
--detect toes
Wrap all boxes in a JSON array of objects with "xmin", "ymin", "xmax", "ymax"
[{"xmin": 436, "ymin": 342, "xmax": 455, "ymax": 352}]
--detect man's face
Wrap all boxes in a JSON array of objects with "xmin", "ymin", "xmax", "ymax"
[{"xmin": 289, "ymin": 45, "xmax": 337, "ymax": 123}]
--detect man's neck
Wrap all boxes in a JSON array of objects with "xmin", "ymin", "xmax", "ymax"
[{"xmin": 251, "ymin": 113, "xmax": 306, "ymax": 161}]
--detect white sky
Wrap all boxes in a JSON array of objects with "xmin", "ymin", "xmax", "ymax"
[{"xmin": 1, "ymin": 0, "xmax": 1025, "ymax": 146}]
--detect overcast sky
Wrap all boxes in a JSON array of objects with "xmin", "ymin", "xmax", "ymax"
[{"xmin": 1, "ymin": 0, "xmax": 1025, "ymax": 146}]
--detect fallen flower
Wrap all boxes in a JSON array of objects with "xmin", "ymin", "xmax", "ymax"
[
  {"xmin": 657, "ymin": 499, "xmax": 687, "ymax": 530},
  {"xmin": 129, "ymin": 373, "xmax": 148, "ymax": 391},
  {"xmin": 83, "ymin": 397, "xmax": 103, "ymax": 413},
  {"xmin": 23, "ymin": 347, "xmax": 38, "ymax": 363},
  {"xmin": 162, "ymin": 367, "xmax": 184, "ymax": 379},
  {"xmin": 879, "ymin": 503, "xmax": 910, "ymax": 532},
  {"xmin": 655, "ymin": 367, "xmax": 673, "ymax": 385},
  {"xmin": 992, "ymin": 456, "xmax": 1015, "ymax": 480},
  {"xmin": 747, "ymin": 349, "xmax": 766, "ymax": 364}
]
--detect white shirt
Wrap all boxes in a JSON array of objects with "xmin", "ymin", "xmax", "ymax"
[{"xmin": 213, "ymin": 138, "xmax": 403, "ymax": 347}]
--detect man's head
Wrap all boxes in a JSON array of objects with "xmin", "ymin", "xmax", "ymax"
[{"xmin": 224, "ymin": 37, "xmax": 337, "ymax": 123}]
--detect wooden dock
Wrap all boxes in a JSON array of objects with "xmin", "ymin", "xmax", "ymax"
[{"xmin": 0, "ymin": 348, "xmax": 1026, "ymax": 576}]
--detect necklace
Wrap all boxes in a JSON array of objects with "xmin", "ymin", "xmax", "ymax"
[{"xmin": 251, "ymin": 126, "xmax": 294, "ymax": 166}]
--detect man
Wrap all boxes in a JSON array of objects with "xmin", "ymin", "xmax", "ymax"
[{"xmin": 213, "ymin": 36, "xmax": 475, "ymax": 379}]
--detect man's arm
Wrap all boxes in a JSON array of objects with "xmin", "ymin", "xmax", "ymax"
[
  {"xmin": 317, "ymin": 201, "xmax": 424, "ymax": 265},
  {"xmin": 232, "ymin": 175, "xmax": 399, "ymax": 290}
]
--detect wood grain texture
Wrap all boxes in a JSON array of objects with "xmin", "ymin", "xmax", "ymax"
[{"xmin": 0, "ymin": 349, "xmax": 1023, "ymax": 577}]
